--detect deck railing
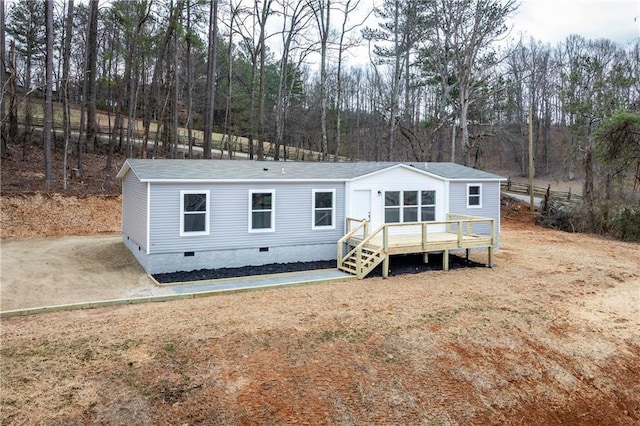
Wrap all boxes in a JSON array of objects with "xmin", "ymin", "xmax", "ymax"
[
  {"xmin": 337, "ymin": 217, "xmax": 370, "ymax": 265},
  {"xmin": 338, "ymin": 214, "xmax": 496, "ymax": 278}
]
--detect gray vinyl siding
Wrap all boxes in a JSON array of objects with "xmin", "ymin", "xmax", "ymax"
[
  {"xmin": 122, "ymin": 171, "xmax": 148, "ymax": 251},
  {"xmin": 148, "ymin": 182, "xmax": 345, "ymax": 254},
  {"xmin": 448, "ymin": 181, "xmax": 501, "ymax": 239}
]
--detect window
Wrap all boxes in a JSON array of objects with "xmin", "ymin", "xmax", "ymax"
[
  {"xmin": 467, "ymin": 184, "xmax": 482, "ymax": 208},
  {"xmin": 249, "ymin": 190, "xmax": 275, "ymax": 232},
  {"xmin": 180, "ymin": 190, "xmax": 209, "ymax": 236},
  {"xmin": 384, "ymin": 191, "xmax": 401, "ymax": 223},
  {"xmin": 384, "ymin": 190, "xmax": 436, "ymax": 223},
  {"xmin": 403, "ymin": 191, "xmax": 419, "ymax": 222},
  {"xmin": 312, "ymin": 189, "xmax": 335, "ymax": 229},
  {"xmin": 421, "ymin": 190, "xmax": 436, "ymax": 221}
]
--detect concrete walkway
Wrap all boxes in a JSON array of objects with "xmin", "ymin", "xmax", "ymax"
[
  {"xmin": 1, "ymin": 269, "xmax": 355, "ymax": 318},
  {"xmin": 164, "ymin": 269, "xmax": 354, "ymax": 295}
]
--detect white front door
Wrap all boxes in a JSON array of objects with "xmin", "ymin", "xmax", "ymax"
[{"xmin": 351, "ymin": 190, "xmax": 371, "ymax": 222}]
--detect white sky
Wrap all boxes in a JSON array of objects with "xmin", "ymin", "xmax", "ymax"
[
  {"xmin": 337, "ymin": 0, "xmax": 640, "ymax": 69},
  {"xmin": 507, "ymin": 0, "xmax": 640, "ymax": 45}
]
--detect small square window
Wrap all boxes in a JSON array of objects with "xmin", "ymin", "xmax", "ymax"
[{"xmin": 467, "ymin": 184, "xmax": 482, "ymax": 208}]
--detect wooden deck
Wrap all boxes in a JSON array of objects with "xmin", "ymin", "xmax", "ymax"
[{"xmin": 338, "ymin": 214, "xmax": 495, "ymax": 278}]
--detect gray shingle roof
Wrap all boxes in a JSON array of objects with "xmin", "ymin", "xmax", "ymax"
[{"xmin": 117, "ymin": 159, "xmax": 505, "ymax": 182}]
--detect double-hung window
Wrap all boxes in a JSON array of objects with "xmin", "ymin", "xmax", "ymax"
[
  {"xmin": 421, "ymin": 190, "xmax": 436, "ymax": 221},
  {"xmin": 312, "ymin": 189, "xmax": 335, "ymax": 229},
  {"xmin": 249, "ymin": 190, "xmax": 275, "ymax": 232},
  {"xmin": 385, "ymin": 190, "xmax": 436, "ymax": 223},
  {"xmin": 467, "ymin": 184, "xmax": 482, "ymax": 208},
  {"xmin": 180, "ymin": 190, "xmax": 209, "ymax": 236},
  {"xmin": 384, "ymin": 191, "xmax": 401, "ymax": 223}
]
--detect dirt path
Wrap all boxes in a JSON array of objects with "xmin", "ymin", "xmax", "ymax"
[{"xmin": 1, "ymin": 234, "xmax": 173, "ymax": 311}]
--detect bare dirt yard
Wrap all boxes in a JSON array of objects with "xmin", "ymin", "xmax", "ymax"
[{"xmin": 1, "ymin": 193, "xmax": 639, "ymax": 424}]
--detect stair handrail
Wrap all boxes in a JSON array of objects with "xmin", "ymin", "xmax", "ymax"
[
  {"xmin": 340, "ymin": 223, "xmax": 386, "ymax": 267},
  {"xmin": 337, "ymin": 218, "xmax": 369, "ymax": 265}
]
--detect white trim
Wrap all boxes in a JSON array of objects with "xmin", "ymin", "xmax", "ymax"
[
  {"xmin": 311, "ymin": 189, "xmax": 336, "ymax": 230},
  {"xmin": 467, "ymin": 183, "xmax": 482, "ymax": 209},
  {"xmin": 248, "ymin": 189, "xmax": 276, "ymax": 233},
  {"xmin": 139, "ymin": 178, "xmax": 348, "ymax": 183},
  {"xmin": 444, "ymin": 181, "xmax": 450, "ymax": 218},
  {"xmin": 146, "ymin": 182, "xmax": 151, "ymax": 254},
  {"xmin": 179, "ymin": 190, "xmax": 211, "ymax": 236},
  {"xmin": 383, "ymin": 190, "xmax": 438, "ymax": 223},
  {"xmin": 137, "ymin": 177, "xmax": 504, "ymax": 183}
]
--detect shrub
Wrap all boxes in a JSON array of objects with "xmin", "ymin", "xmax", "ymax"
[{"xmin": 609, "ymin": 206, "xmax": 640, "ymax": 241}]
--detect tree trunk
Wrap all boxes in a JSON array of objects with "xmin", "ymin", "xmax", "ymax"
[
  {"xmin": 224, "ymin": 3, "xmax": 237, "ymax": 160},
  {"xmin": 387, "ymin": 0, "xmax": 401, "ymax": 162},
  {"xmin": 23, "ymin": 38, "xmax": 32, "ymax": 161},
  {"xmin": 584, "ymin": 143, "xmax": 595, "ymax": 230},
  {"xmin": 8, "ymin": 40, "xmax": 18, "ymax": 145},
  {"xmin": 248, "ymin": 62, "xmax": 257, "ymax": 160},
  {"xmin": 62, "ymin": 0, "xmax": 74, "ymax": 190},
  {"xmin": 106, "ymin": 28, "xmax": 116, "ymax": 170},
  {"xmin": 459, "ymin": 85, "xmax": 471, "ymax": 166},
  {"xmin": 43, "ymin": 0, "xmax": 54, "ymax": 186},
  {"xmin": 186, "ymin": 0, "xmax": 194, "ymax": 159},
  {"xmin": 85, "ymin": 0, "xmax": 99, "ymax": 153},
  {"xmin": 122, "ymin": 5, "xmax": 150, "ymax": 158},
  {"xmin": 203, "ymin": 0, "xmax": 218, "ymax": 159},
  {"xmin": 318, "ymin": 0, "xmax": 330, "ymax": 161},
  {"xmin": 172, "ymin": 19, "xmax": 179, "ymax": 159},
  {"xmin": 142, "ymin": 0, "xmax": 184, "ymax": 159}
]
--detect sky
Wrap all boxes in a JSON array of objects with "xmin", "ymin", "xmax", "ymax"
[
  {"xmin": 506, "ymin": 0, "xmax": 639, "ymax": 45},
  {"xmin": 336, "ymin": 0, "xmax": 640, "ymax": 69}
]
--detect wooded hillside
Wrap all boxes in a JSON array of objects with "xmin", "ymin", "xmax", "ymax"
[{"xmin": 1, "ymin": 0, "xmax": 639, "ymax": 238}]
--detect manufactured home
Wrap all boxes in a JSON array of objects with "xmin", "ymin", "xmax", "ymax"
[{"xmin": 117, "ymin": 159, "xmax": 506, "ymax": 277}]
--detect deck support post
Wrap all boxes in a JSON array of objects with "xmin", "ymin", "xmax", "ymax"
[
  {"xmin": 382, "ymin": 255, "xmax": 389, "ymax": 278},
  {"xmin": 443, "ymin": 250, "xmax": 449, "ymax": 271},
  {"xmin": 466, "ymin": 249, "xmax": 470, "ymax": 261},
  {"xmin": 487, "ymin": 246, "xmax": 493, "ymax": 268},
  {"xmin": 423, "ymin": 253, "xmax": 429, "ymax": 264}
]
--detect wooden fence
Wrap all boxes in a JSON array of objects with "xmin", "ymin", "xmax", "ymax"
[{"xmin": 501, "ymin": 178, "xmax": 582, "ymax": 202}]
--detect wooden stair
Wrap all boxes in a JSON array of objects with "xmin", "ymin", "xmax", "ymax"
[{"xmin": 338, "ymin": 244, "xmax": 385, "ymax": 279}]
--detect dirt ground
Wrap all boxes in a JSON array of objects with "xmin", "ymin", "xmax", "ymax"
[
  {"xmin": 2, "ymin": 195, "xmax": 640, "ymax": 424},
  {"xmin": 1, "ymin": 141, "xmax": 639, "ymax": 423}
]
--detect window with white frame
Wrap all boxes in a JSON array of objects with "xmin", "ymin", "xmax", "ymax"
[
  {"xmin": 249, "ymin": 190, "xmax": 275, "ymax": 231},
  {"xmin": 384, "ymin": 191, "xmax": 401, "ymax": 223},
  {"xmin": 467, "ymin": 184, "xmax": 482, "ymax": 208},
  {"xmin": 180, "ymin": 190, "xmax": 210, "ymax": 236},
  {"xmin": 384, "ymin": 190, "xmax": 436, "ymax": 223},
  {"xmin": 421, "ymin": 190, "xmax": 436, "ymax": 221},
  {"xmin": 312, "ymin": 189, "xmax": 335, "ymax": 229}
]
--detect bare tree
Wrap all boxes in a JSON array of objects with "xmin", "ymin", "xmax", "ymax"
[
  {"xmin": 203, "ymin": 0, "xmax": 219, "ymax": 159},
  {"xmin": 85, "ymin": 0, "xmax": 99, "ymax": 153},
  {"xmin": 424, "ymin": 0, "xmax": 517, "ymax": 165},
  {"xmin": 256, "ymin": 0, "xmax": 274, "ymax": 160},
  {"xmin": 43, "ymin": 0, "xmax": 54, "ymax": 185},
  {"xmin": 273, "ymin": 0, "xmax": 313, "ymax": 161},
  {"xmin": 141, "ymin": 0, "xmax": 185, "ymax": 158},
  {"xmin": 309, "ymin": 0, "xmax": 331, "ymax": 160},
  {"xmin": 6, "ymin": 0, "xmax": 45, "ymax": 160},
  {"xmin": 62, "ymin": 0, "xmax": 74, "ymax": 190},
  {"xmin": 334, "ymin": 0, "xmax": 368, "ymax": 160}
]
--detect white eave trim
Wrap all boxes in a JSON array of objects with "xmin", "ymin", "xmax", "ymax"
[{"xmin": 138, "ymin": 178, "xmax": 349, "ymax": 183}]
